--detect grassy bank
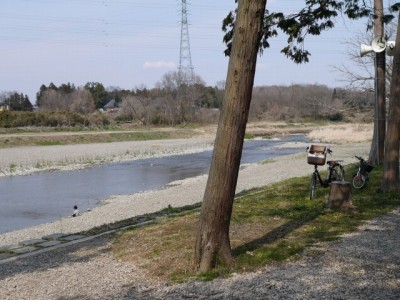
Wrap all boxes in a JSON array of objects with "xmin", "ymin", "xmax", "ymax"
[
  {"xmin": 0, "ymin": 129, "xmax": 198, "ymax": 148},
  {"xmin": 0, "ymin": 121, "xmax": 373, "ymax": 148},
  {"xmin": 111, "ymin": 163, "xmax": 399, "ymax": 283}
]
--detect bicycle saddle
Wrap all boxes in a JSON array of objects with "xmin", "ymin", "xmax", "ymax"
[{"xmin": 327, "ymin": 160, "xmax": 343, "ymax": 166}]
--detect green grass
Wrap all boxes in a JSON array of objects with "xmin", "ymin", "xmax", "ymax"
[
  {"xmin": 244, "ymin": 133, "xmax": 254, "ymax": 139},
  {"xmin": 111, "ymin": 163, "xmax": 399, "ymax": 283},
  {"xmin": 35, "ymin": 140, "xmax": 65, "ymax": 146}
]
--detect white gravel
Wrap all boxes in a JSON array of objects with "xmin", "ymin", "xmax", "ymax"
[
  {"xmin": 0, "ymin": 138, "xmax": 215, "ymax": 177},
  {"xmin": 1, "ymin": 138, "xmax": 398, "ymax": 299}
]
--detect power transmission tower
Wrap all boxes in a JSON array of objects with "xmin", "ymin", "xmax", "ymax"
[{"xmin": 178, "ymin": 0, "xmax": 194, "ymax": 85}]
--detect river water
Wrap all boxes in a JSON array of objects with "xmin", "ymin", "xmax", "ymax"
[{"xmin": 0, "ymin": 135, "xmax": 307, "ymax": 234}]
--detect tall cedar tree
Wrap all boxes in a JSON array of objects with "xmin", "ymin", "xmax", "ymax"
[{"xmin": 195, "ymin": 0, "xmax": 267, "ymax": 272}]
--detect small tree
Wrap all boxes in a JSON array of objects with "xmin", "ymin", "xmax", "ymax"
[
  {"xmin": 85, "ymin": 82, "xmax": 108, "ymax": 109},
  {"xmin": 120, "ymin": 93, "xmax": 154, "ymax": 126},
  {"xmin": 156, "ymin": 71, "xmax": 205, "ymax": 125},
  {"xmin": 40, "ymin": 89, "xmax": 67, "ymax": 111},
  {"xmin": 69, "ymin": 89, "xmax": 96, "ymax": 114}
]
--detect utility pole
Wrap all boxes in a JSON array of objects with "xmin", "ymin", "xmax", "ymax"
[
  {"xmin": 369, "ymin": 0, "xmax": 386, "ymax": 165},
  {"xmin": 178, "ymin": 0, "xmax": 194, "ymax": 85}
]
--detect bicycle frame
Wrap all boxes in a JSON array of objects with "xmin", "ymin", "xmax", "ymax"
[{"xmin": 312, "ymin": 164, "xmax": 334, "ymax": 188}]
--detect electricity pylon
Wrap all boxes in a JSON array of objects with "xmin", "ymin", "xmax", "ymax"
[{"xmin": 178, "ymin": 0, "xmax": 194, "ymax": 85}]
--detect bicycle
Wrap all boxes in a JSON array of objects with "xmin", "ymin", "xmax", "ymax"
[
  {"xmin": 352, "ymin": 156, "xmax": 373, "ymax": 189},
  {"xmin": 307, "ymin": 145, "xmax": 345, "ymax": 199}
]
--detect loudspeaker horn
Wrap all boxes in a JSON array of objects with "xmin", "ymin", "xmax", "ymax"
[
  {"xmin": 386, "ymin": 41, "xmax": 395, "ymax": 56},
  {"xmin": 360, "ymin": 44, "xmax": 374, "ymax": 57},
  {"xmin": 371, "ymin": 36, "xmax": 387, "ymax": 53},
  {"xmin": 360, "ymin": 36, "xmax": 388, "ymax": 57}
]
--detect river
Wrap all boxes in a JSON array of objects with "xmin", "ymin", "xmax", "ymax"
[{"xmin": 0, "ymin": 135, "xmax": 307, "ymax": 234}]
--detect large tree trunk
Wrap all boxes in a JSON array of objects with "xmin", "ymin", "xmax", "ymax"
[
  {"xmin": 369, "ymin": 0, "xmax": 386, "ymax": 165},
  {"xmin": 381, "ymin": 14, "xmax": 400, "ymax": 192},
  {"xmin": 194, "ymin": 0, "xmax": 267, "ymax": 272}
]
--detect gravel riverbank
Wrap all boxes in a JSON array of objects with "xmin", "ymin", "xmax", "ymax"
[
  {"xmin": 1, "ymin": 138, "xmax": 398, "ymax": 299},
  {"xmin": 0, "ymin": 139, "xmax": 369, "ymax": 247}
]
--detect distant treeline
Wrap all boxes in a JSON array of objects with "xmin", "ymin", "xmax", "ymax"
[
  {"xmin": 250, "ymin": 84, "xmax": 374, "ymax": 122},
  {"xmin": 0, "ymin": 111, "xmax": 110, "ymax": 128},
  {"xmin": 1, "ymin": 76, "xmax": 374, "ymax": 128}
]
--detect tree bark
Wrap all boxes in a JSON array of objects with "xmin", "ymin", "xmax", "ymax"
[
  {"xmin": 194, "ymin": 0, "xmax": 267, "ymax": 272},
  {"xmin": 382, "ymin": 13, "xmax": 400, "ymax": 192},
  {"xmin": 369, "ymin": 0, "xmax": 386, "ymax": 165}
]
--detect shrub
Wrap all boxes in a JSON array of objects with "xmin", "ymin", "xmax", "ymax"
[
  {"xmin": 0, "ymin": 111, "xmax": 113, "ymax": 128},
  {"xmin": 326, "ymin": 113, "xmax": 343, "ymax": 122}
]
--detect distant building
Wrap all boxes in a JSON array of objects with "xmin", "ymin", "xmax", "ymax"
[
  {"xmin": 102, "ymin": 99, "xmax": 119, "ymax": 113},
  {"xmin": 0, "ymin": 101, "xmax": 10, "ymax": 111}
]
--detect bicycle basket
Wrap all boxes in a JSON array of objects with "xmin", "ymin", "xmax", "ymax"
[
  {"xmin": 307, "ymin": 145, "xmax": 327, "ymax": 165},
  {"xmin": 361, "ymin": 163, "xmax": 373, "ymax": 173}
]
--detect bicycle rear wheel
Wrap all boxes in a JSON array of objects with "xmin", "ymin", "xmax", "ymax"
[{"xmin": 310, "ymin": 173, "xmax": 317, "ymax": 199}]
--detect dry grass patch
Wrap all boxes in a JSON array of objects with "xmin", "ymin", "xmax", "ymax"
[
  {"xmin": 307, "ymin": 123, "xmax": 373, "ymax": 143},
  {"xmin": 112, "ymin": 211, "xmax": 287, "ymax": 282},
  {"xmin": 113, "ymin": 214, "xmax": 199, "ymax": 280},
  {"xmin": 245, "ymin": 121, "xmax": 314, "ymax": 137}
]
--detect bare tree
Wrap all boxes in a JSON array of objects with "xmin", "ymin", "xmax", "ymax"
[
  {"xmin": 334, "ymin": 29, "xmax": 375, "ymax": 91},
  {"xmin": 250, "ymin": 84, "xmax": 353, "ymax": 121},
  {"xmin": 40, "ymin": 89, "xmax": 68, "ymax": 111},
  {"xmin": 70, "ymin": 89, "xmax": 96, "ymax": 114},
  {"xmin": 39, "ymin": 88, "xmax": 95, "ymax": 113},
  {"xmin": 156, "ymin": 71, "xmax": 205, "ymax": 125},
  {"xmin": 120, "ymin": 93, "xmax": 154, "ymax": 126}
]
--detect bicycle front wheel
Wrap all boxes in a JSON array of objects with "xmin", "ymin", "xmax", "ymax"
[
  {"xmin": 310, "ymin": 173, "xmax": 317, "ymax": 199},
  {"xmin": 352, "ymin": 173, "xmax": 366, "ymax": 189}
]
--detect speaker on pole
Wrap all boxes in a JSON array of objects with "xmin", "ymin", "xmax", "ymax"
[{"xmin": 360, "ymin": 36, "xmax": 391, "ymax": 57}]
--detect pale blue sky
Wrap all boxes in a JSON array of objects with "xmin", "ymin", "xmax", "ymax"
[{"xmin": 1, "ymin": 0, "xmax": 374, "ymax": 103}]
